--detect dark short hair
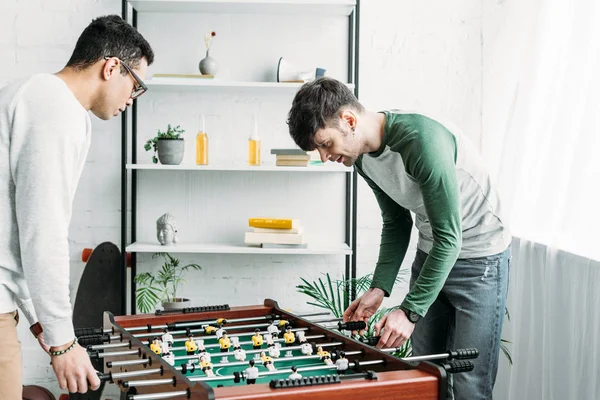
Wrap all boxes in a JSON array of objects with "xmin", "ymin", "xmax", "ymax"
[
  {"xmin": 287, "ymin": 77, "xmax": 364, "ymax": 151},
  {"xmin": 66, "ymin": 15, "xmax": 154, "ymax": 73}
]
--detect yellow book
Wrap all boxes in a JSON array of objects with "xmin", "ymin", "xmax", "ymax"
[{"xmin": 248, "ymin": 218, "xmax": 300, "ymax": 229}]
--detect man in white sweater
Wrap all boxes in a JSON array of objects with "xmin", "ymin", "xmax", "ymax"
[{"xmin": 0, "ymin": 15, "xmax": 153, "ymax": 397}]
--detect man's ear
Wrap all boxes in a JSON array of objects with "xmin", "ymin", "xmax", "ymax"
[
  {"xmin": 340, "ymin": 109, "xmax": 357, "ymax": 131},
  {"xmin": 102, "ymin": 57, "xmax": 119, "ymax": 81}
]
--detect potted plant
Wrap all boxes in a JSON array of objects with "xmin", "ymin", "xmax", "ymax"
[
  {"xmin": 134, "ymin": 252, "xmax": 201, "ymax": 313},
  {"xmin": 144, "ymin": 124, "xmax": 185, "ymax": 165}
]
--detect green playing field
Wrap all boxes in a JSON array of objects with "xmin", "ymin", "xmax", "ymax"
[{"xmin": 165, "ymin": 332, "xmax": 341, "ymax": 388}]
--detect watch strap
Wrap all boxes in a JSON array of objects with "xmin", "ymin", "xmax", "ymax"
[{"xmin": 30, "ymin": 322, "xmax": 43, "ymax": 338}]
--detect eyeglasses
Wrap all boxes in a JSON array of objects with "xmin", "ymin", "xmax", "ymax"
[{"xmin": 104, "ymin": 56, "xmax": 148, "ymax": 100}]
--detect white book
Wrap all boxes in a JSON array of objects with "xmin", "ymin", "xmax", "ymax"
[
  {"xmin": 253, "ymin": 227, "xmax": 304, "ymax": 234},
  {"xmin": 244, "ymin": 231, "xmax": 304, "ymax": 245}
]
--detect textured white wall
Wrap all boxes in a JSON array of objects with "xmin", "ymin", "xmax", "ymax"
[{"xmin": 0, "ymin": 0, "xmax": 490, "ymax": 397}]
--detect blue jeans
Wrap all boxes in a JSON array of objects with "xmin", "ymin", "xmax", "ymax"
[{"xmin": 410, "ymin": 247, "xmax": 510, "ymax": 400}]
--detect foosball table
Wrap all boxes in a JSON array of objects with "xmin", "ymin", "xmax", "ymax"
[{"xmin": 79, "ymin": 299, "xmax": 478, "ymax": 400}]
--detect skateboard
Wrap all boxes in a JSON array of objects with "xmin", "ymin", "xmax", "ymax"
[{"xmin": 70, "ymin": 242, "xmax": 123, "ymax": 400}]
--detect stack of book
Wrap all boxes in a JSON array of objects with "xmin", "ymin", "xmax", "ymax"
[
  {"xmin": 271, "ymin": 149, "xmax": 309, "ymax": 167},
  {"xmin": 244, "ymin": 218, "xmax": 307, "ymax": 249}
]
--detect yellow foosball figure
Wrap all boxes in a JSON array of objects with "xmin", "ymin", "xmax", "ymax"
[
  {"xmin": 216, "ymin": 318, "xmax": 227, "ymax": 325},
  {"xmin": 149, "ymin": 337, "xmax": 162, "ymax": 355},
  {"xmin": 185, "ymin": 334, "xmax": 198, "ymax": 355},
  {"xmin": 260, "ymin": 351, "xmax": 277, "ymax": 371},
  {"xmin": 317, "ymin": 346, "xmax": 333, "ymax": 365},
  {"xmin": 204, "ymin": 325, "xmax": 217, "ymax": 335},
  {"xmin": 283, "ymin": 326, "xmax": 296, "ymax": 357},
  {"xmin": 251, "ymin": 328, "xmax": 264, "ymax": 350},
  {"xmin": 199, "ymin": 355, "xmax": 214, "ymax": 377}
]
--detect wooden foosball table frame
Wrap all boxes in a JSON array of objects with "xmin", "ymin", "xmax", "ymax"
[{"xmin": 98, "ymin": 299, "xmax": 448, "ymax": 400}]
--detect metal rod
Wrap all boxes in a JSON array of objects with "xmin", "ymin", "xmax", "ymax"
[
  {"xmin": 111, "ymin": 368, "xmax": 162, "ymax": 380},
  {"xmin": 126, "ymin": 378, "xmax": 173, "ymax": 387},
  {"xmin": 123, "ymin": 311, "xmax": 328, "ymax": 333},
  {"xmin": 135, "ymin": 325, "xmax": 309, "ymax": 342},
  {"xmin": 98, "ymin": 349, "xmax": 139, "ymax": 359},
  {"xmin": 128, "ymin": 391, "xmax": 188, "ymax": 400},
  {"xmin": 169, "ymin": 333, "xmax": 323, "ymax": 353},
  {"xmin": 89, "ymin": 342, "xmax": 130, "ymax": 351},
  {"xmin": 108, "ymin": 358, "xmax": 148, "ymax": 367}
]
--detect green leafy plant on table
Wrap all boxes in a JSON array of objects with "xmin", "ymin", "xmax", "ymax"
[
  {"xmin": 144, "ymin": 124, "xmax": 185, "ymax": 164},
  {"xmin": 134, "ymin": 252, "xmax": 201, "ymax": 314}
]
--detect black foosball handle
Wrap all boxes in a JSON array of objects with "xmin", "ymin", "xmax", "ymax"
[
  {"xmin": 443, "ymin": 360, "xmax": 475, "ymax": 374},
  {"xmin": 338, "ymin": 321, "xmax": 367, "ymax": 331},
  {"xmin": 75, "ymin": 327, "xmax": 104, "ymax": 337},
  {"xmin": 78, "ymin": 334, "xmax": 110, "ymax": 347},
  {"xmin": 97, "ymin": 372, "xmax": 112, "ymax": 383},
  {"xmin": 447, "ymin": 348, "xmax": 479, "ymax": 360}
]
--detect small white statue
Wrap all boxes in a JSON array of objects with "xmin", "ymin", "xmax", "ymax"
[{"xmin": 156, "ymin": 213, "xmax": 179, "ymax": 245}]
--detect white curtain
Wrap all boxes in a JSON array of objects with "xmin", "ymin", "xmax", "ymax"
[{"xmin": 483, "ymin": 0, "xmax": 600, "ymax": 398}]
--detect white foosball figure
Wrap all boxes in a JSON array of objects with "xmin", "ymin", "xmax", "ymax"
[
  {"xmin": 264, "ymin": 333, "xmax": 275, "ymax": 347},
  {"xmin": 268, "ymin": 344, "xmax": 281, "ymax": 358},
  {"xmin": 233, "ymin": 346, "xmax": 247, "ymax": 361},
  {"xmin": 335, "ymin": 351, "xmax": 349, "ymax": 375},
  {"xmin": 160, "ymin": 340, "xmax": 171, "ymax": 356},
  {"xmin": 216, "ymin": 326, "xmax": 226, "ymax": 340},
  {"xmin": 198, "ymin": 350, "xmax": 211, "ymax": 362},
  {"xmin": 296, "ymin": 330, "xmax": 306, "ymax": 343},
  {"xmin": 231, "ymin": 336, "xmax": 241, "ymax": 349},
  {"xmin": 288, "ymin": 366, "xmax": 302, "ymax": 381},
  {"xmin": 161, "ymin": 329, "xmax": 174, "ymax": 348},
  {"xmin": 163, "ymin": 352, "xmax": 175, "ymax": 366},
  {"xmin": 195, "ymin": 338, "xmax": 206, "ymax": 353},
  {"xmin": 267, "ymin": 320, "xmax": 279, "ymax": 338},
  {"xmin": 300, "ymin": 342, "xmax": 313, "ymax": 356}
]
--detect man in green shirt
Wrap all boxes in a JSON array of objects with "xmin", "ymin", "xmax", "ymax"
[{"xmin": 287, "ymin": 77, "xmax": 511, "ymax": 399}]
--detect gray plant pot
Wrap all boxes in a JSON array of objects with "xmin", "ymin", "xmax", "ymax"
[
  {"xmin": 162, "ymin": 298, "xmax": 190, "ymax": 310},
  {"xmin": 157, "ymin": 138, "xmax": 184, "ymax": 165}
]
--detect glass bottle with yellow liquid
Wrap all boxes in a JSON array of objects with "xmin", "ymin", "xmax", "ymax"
[
  {"xmin": 248, "ymin": 116, "xmax": 260, "ymax": 166},
  {"xmin": 196, "ymin": 115, "xmax": 208, "ymax": 165}
]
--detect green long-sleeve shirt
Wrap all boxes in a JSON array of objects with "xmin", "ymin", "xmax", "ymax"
[{"xmin": 354, "ymin": 111, "xmax": 511, "ymax": 316}]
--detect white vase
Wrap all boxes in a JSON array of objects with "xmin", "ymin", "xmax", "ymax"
[{"xmin": 199, "ymin": 50, "xmax": 217, "ymax": 75}]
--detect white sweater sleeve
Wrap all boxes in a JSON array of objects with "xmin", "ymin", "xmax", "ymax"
[{"xmin": 9, "ymin": 89, "xmax": 89, "ymax": 346}]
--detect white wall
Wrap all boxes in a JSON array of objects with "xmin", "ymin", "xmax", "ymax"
[{"xmin": 0, "ymin": 0, "xmax": 492, "ymax": 398}]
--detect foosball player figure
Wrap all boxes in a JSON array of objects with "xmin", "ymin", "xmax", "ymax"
[
  {"xmin": 295, "ymin": 330, "xmax": 306, "ymax": 344},
  {"xmin": 160, "ymin": 338, "xmax": 171, "ymax": 356},
  {"xmin": 317, "ymin": 346, "xmax": 333, "ymax": 365},
  {"xmin": 199, "ymin": 354, "xmax": 214, "ymax": 377},
  {"xmin": 268, "ymin": 341, "xmax": 281, "ymax": 358},
  {"xmin": 267, "ymin": 320, "xmax": 279, "ymax": 339},
  {"xmin": 163, "ymin": 351, "xmax": 175, "ymax": 366},
  {"xmin": 300, "ymin": 341, "xmax": 313, "ymax": 356},
  {"xmin": 252, "ymin": 328, "xmax": 264, "ymax": 359},
  {"xmin": 185, "ymin": 334, "xmax": 198, "ymax": 366},
  {"xmin": 203, "ymin": 324, "xmax": 217, "ymax": 335},
  {"xmin": 278, "ymin": 319, "xmax": 290, "ymax": 328},
  {"xmin": 217, "ymin": 317, "xmax": 228, "ymax": 326},
  {"xmin": 335, "ymin": 351, "xmax": 349, "ymax": 375},
  {"xmin": 233, "ymin": 345, "xmax": 247, "ymax": 361},
  {"xmin": 288, "ymin": 366, "xmax": 302, "ymax": 381},
  {"xmin": 219, "ymin": 331, "xmax": 231, "ymax": 363},
  {"xmin": 216, "ymin": 323, "xmax": 226, "ymax": 340},
  {"xmin": 260, "ymin": 351, "xmax": 277, "ymax": 371},
  {"xmin": 283, "ymin": 326, "xmax": 295, "ymax": 357},
  {"xmin": 244, "ymin": 359, "xmax": 259, "ymax": 385},
  {"xmin": 161, "ymin": 328, "xmax": 174, "ymax": 348},
  {"xmin": 150, "ymin": 337, "xmax": 162, "ymax": 355}
]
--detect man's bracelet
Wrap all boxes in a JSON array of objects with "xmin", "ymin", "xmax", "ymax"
[{"xmin": 49, "ymin": 337, "xmax": 78, "ymax": 356}]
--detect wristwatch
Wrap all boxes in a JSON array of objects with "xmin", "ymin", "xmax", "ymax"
[
  {"xmin": 399, "ymin": 305, "xmax": 421, "ymax": 324},
  {"xmin": 30, "ymin": 322, "xmax": 43, "ymax": 339}
]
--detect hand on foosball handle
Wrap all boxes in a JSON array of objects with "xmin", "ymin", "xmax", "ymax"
[
  {"xmin": 50, "ymin": 341, "xmax": 101, "ymax": 394},
  {"xmin": 343, "ymin": 288, "xmax": 385, "ymax": 327},
  {"xmin": 374, "ymin": 309, "xmax": 415, "ymax": 349}
]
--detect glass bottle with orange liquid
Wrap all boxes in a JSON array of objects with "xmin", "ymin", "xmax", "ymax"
[
  {"xmin": 196, "ymin": 115, "xmax": 208, "ymax": 165},
  {"xmin": 248, "ymin": 116, "xmax": 260, "ymax": 166}
]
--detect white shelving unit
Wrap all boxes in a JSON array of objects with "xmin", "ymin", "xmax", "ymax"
[
  {"xmin": 122, "ymin": 0, "xmax": 359, "ymax": 313},
  {"xmin": 126, "ymin": 242, "xmax": 352, "ymax": 255},
  {"xmin": 145, "ymin": 78, "xmax": 355, "ymax": 91},
  {"xmin": 126, "ymin": 163, "xmax": 352, "ymax": 172},
  {"xmin": 129, "ymin": 0, "xmax": 355, "ymax": 15}
]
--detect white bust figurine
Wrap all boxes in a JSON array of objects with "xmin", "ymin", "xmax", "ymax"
[{"xmin": 156, "ymin": 213, "xmax": 179, "ymax": 245}]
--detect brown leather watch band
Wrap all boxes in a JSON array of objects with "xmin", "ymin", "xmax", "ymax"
[{"xmin": 30, "ymin": 322, "xmax": 43, "ymax": 338}]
